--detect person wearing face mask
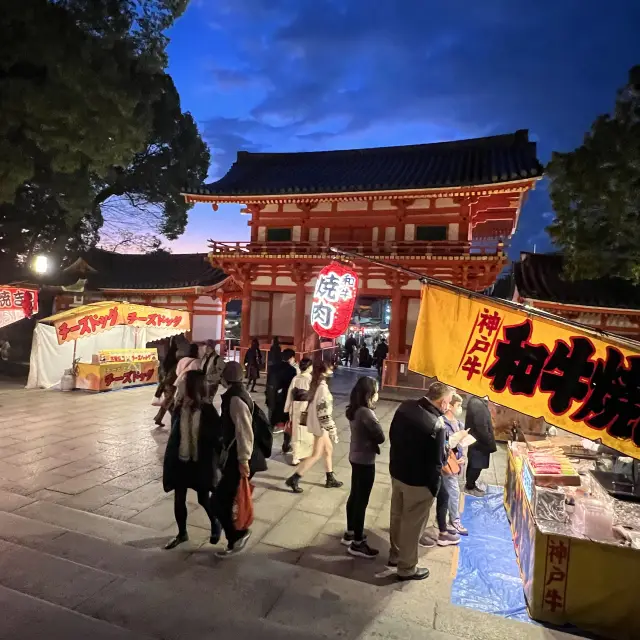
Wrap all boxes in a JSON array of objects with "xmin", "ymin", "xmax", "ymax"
[
  {"xmin": 420, "ymin": 393, "xmax": 467, "ymax": 547},
  {"xmin": 387, "ymin": 382, "xmax": 453, "ymax": 581},
  {"xmin": 442, "ymin": 393, "xmax": 468, "ymax": 535},
  {"xmin": 342, "ymin": 376, "xmax": 385, "ymax": 559},
  {"xmin": 285, "ymin": 362, "xmax": 343, "ymax": 493}
]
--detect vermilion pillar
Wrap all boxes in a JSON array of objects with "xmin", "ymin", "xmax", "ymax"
[
  {"xmin": 241, "ymin": 281, "xmax": 252, "ymax": 349},
  {"xmin": 388, "ymin": 289, "xmax": 402, "ymax": 386}
]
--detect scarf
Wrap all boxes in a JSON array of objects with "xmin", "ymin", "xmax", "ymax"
[{"xmin": 179, "ymin": 404, "xmax": 201, "ymax": 462}]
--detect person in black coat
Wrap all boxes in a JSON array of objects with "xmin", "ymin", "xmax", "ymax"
[
  {"xmin": 163, "ymin": 370, "xmax": 223, "ymax": 549},
  {"xmin": 464, "ymin": 396, "xmax": 497, "ymax": 497},
  {"xmin": 266, "ymin": 348, "xmax": 297, "ymax": 452}
]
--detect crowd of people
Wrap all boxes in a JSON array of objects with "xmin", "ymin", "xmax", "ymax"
[{"xmin": 155, "ymin": 336, "xmax": 497, "ymax": 579}]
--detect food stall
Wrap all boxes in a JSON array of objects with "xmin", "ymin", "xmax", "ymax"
[
  {"xmin": 27, "ymin": 301, "xmax": 190, "ymax": 390},
  {"xmin": 409, "ymin": 283, "xmax": 640, "ymax": 640},
  {"xmin": 504, "ymin": 436, "xmax": 640, "ymax": 639}
]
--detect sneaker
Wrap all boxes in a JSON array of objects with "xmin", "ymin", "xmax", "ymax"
[
  {"xmin": 285, "ymin": 474, "xmax": 304, "ymax": 493},
  {"xmin": 348, "ymin": 541, "xmax": 379, "ymax": 559},
  {"xmin": 437, "ymin": 531, "xmax": 460, "ymax": 546},
  {"xmin": 397, "ymin": 567, "xmax": 430, "ymax": 581},
  {"xmin": 465, "ymin": 486, "xmax": 486, "ymax": 497},
  {"xmin": 341, "ymin": 532, "xmax": 368, "ymax": 546},
  {"xmin": 216, "ymin": 531, "xmax": 251, "ymax": 558},
  {"xmin": 164, "ymin": 532, "xmax": 188, "ymax": 550},
  {"xmin": 451, "ymin": 521, "xmax": 468, "ymax": 536},
  {"xmin": 419, "ymin": 534, "xmax": 436, "ymax": 548},
  {"xmin": 273, "ymin": 427, "xmax": 284, "ymax": 435}
]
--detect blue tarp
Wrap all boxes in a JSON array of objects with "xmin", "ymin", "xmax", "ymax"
[{"xmin": 451, "ymin": 485, "xmax": 532, "ymax": 623}]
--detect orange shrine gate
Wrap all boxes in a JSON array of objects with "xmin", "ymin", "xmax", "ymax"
[{"xmin": 183, "ymin": 130, "xmax": 542, "ymax": 383}]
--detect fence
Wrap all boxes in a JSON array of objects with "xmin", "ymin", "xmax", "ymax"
[{"xmin": 381, "ymin": 358, "xmax": 433, "ymax": 391}]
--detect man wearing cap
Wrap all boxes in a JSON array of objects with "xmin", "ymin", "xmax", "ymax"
[
  {"xmin": 202, "ymin": 340, "xmax": 226, "ymax": 404},
  {"xmin": 215, "ymin": 361, "xmax": 255, "ymax": 556}
]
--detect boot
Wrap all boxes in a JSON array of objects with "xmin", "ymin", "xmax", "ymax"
[
  {"xmin": 154, "ymin": 407, "xmax": 166, "ymax": 426},
  {"xmin": 325, "ymin": 472, "xmax": 343, "ymax": 489},
  {"xmin": 285, "ymin": 473, "xmax": 303, "ymax": 493}
]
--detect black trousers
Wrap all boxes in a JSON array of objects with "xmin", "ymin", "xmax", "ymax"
[
  {"xmin": 346, "ymin": 462, "xmax": 376, "ymax": 541},
  {"xmin": 213, "ymin": 461, "xmax": 252, "ymax": 548},
  {"xmin": 435, "ymin": 478, "xmax": 449, "ymax": 532},
  {"xmin": 173, "ymin": 487, "xmax": 217, "ymax": 536},
  {"xmin": 465, "ymin": 465, "xmax": 482, "ymax": 490}
]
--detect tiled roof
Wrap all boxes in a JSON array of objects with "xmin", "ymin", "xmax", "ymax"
[
  {"xmin": 52, "ymin": 248, "xmax": 226, "ymax": 290},
  {"xmin": 514, "ymin": 253, "xmax": 640, "ymax": 310},
  {"xmin": 185, "ymin": 130, "xmax": 543, "ymax": 198}
]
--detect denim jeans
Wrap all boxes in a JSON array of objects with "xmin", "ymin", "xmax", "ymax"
[{"xmin": 441, "ymin": 473, "xmax": 461, "ymax": 525}]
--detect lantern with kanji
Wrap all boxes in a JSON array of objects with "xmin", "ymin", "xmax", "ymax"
[{"xmin": 310, "ymin": 261, "xmax": 359, "ymax": 339}]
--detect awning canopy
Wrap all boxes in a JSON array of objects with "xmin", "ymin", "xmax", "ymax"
[{"xmin": 40, "ymin": 301, "xmax": 190, "ymax": 345}]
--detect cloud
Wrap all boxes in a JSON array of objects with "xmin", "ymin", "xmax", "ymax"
[{"xmin": 177, "ymin": 0, "xmax": 640, "ymax": 253}]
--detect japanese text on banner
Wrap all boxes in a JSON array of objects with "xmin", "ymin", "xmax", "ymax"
[{"xmin": 409, "ymin": 285, "xmax": 640, "ymax": 458}]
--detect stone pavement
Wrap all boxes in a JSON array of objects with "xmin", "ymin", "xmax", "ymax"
[{"xmin": 0, "ymin": 380, "xmax": 580, "ymax": 640}]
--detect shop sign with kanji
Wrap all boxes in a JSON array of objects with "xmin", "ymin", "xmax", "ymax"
[
  {"xmin": 311, "ymin": 262, "xmax": 359, "ymax": 339},
  {"xmin": 409, "ymin": 285, "xmax": 640, "ymax": 458},
  {"xmin": 49, "ymin": 302, "xmax": 189, "ymax": 345},
  {"xmin": 0, "ymin": 287, "xmax": 38, "ymax": 329}
]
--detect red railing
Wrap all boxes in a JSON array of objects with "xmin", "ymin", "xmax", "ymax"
[{"xmin": 208, "ymin": 239, "xmax": 504, "ymax": 257}]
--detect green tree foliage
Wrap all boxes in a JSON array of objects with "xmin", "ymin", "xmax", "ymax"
[
  {"xmin": 547, "ymin": 65, "xmax": 640, "ymax": 283},
  {"xmin": 0, "ymin": 0, "xmax": 209, "ymax": 265}
]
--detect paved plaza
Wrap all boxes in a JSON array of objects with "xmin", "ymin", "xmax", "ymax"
[{"xmin": 0, "ymin": 376, "xmax": 580, "ymax": 640}]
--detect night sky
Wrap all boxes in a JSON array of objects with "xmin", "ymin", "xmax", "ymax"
[{"xmin": 166, "ymin": 0, "xmax": 640, "ymax": 258}]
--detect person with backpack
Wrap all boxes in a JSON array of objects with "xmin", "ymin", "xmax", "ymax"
[
  {"xmin": 215, "ymin": 361, "xmax": 272, "ymax": 556},
  {"xmin": 162, "ymin": 370, "xmax": 223, "ymax": 550},
  {"xmin": 285, "ymin": 362, "xmax": 343, "ymax": 493}
]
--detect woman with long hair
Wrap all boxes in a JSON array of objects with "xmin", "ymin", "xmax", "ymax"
[
  {"xmin": 244, "ymin": 338, "xmax": 263, "ymax": 392},
  {"xmin": 342, "ymin": 376, "xmax": 385, "ymax": 558},
  {"xmin": 284, "ymin": 357, "xmax": 314, "ymax": 465},
  {"xmin": 162, "ymin": 370, "xmax": 222, "ymax": 549},
  {"xmin": 285, "ymin": 362, "xmax": 343, "ymax": 492}
]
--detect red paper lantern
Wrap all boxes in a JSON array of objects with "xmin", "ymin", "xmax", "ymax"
[{"xmin": 311, "ymin": 261, "xmax": 359, "ymax": 339}]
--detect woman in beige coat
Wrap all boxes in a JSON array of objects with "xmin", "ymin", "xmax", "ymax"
[{"xmin": 284, "ymin": 358, "xmax": 314, "ymax": 465}]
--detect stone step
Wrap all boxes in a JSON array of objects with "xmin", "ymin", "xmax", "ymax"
[
  {"xmin": 0, "ymin": 508, "xmax": 578, "ymax": 640},
  {"xmin": 0, "ymin": 584, "xmax": 153, "ymax": 640}
]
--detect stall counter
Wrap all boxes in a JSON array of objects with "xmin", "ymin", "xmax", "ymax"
[
  {"xmin": 76, "ymin": 360, "xmax": 158, "ymax": 392},
  {"xmin": 505, "ymin": 447, "xmax": 640, "ymax": 640}
]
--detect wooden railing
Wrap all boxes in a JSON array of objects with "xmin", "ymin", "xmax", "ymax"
[{"xmin": 208, "ymin": 239, "xmax": 504, "ymax": 257}]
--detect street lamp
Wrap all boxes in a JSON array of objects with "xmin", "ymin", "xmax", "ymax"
[{"xmin": 33, "ymin": 255, "xmax": 49, "ymax": 275}]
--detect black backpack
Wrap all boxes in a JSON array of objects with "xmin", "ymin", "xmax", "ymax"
[{"xmin": 252, "ymin": 403, "xmax": 273, "ymax": 459}]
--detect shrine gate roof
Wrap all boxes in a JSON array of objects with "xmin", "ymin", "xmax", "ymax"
[
  {"xmin": 53, "ymin": 248, "xmax": 226, "ymax": 291},
  {"xmin": 185, "ymin": 130, "xmax": 542, "ymax": 198},
  {"xmin": 514, "ymin": 252, "xmax": 640, "ymax": 310}
]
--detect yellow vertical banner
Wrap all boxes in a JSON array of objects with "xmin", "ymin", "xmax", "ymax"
[{"xmin": 408, "ymin": 285, "xmax": 640, "ymax": 459}]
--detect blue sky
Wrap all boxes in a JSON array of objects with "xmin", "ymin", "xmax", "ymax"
[{"xmin": 166, "ymin": 0, "xmax": 640, "ymax": 258}]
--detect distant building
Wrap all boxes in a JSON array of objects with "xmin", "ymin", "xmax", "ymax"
[
  {"xmin": 43, "ymin": 248, "xmax": 240, "ymax": 343},
  {"xmin": 496, "ymin": 252, "xmax": 640, "ymax": 340},
  {"xmin": 182, "ymin": 130, "xmax": 543, "ymax": 383}
]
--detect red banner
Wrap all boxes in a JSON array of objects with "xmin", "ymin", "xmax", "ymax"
[{"xmin": 0, "ymin": 287, "xmax": 38, "ymax": 329}]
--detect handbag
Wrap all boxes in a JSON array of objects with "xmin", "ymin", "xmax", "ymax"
[
  {"xmin": 442, "ymin": 449, "xmax": 461, "ymax": 476},
  {"xmin": 284, "ymin": 421, "xmax": 293, "ymax": 435},
  {"xmin": 233, "ymin": 477, "xmax": 254, "ymax": 530},
  {"xmin": 299, "ymin": 411, "xmax": 308, "ymax": 427}
]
